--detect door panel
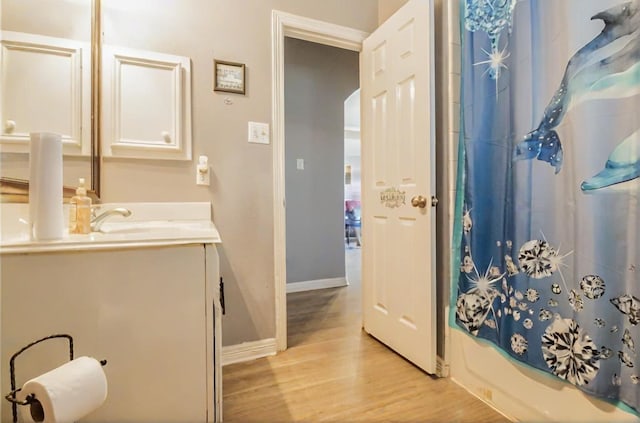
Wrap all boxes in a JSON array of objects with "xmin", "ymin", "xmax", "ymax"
[
  {"xmin": 397, "ymin": 76, "xmax": 417, "ymax": 183},
  {"xmin": 372, "ymin": 92, "xmax": 388, "ymax": 185},
  {"xmin": 361, "ymin": 0, "xmax": 436, "ymax": 373}
]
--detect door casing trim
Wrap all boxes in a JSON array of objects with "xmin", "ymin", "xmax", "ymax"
[{"xmin": 271, "ymin": 10, "xmax": 369, "ymax": 351}]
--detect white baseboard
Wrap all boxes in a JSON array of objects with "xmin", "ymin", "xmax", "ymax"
[
  {"xmin": 221, "ymin": 338, "xmax": 277, "ymax": 366},
  {"xmin": 286, "ymin": 277, "xmax": 348, "ymax": 293}
]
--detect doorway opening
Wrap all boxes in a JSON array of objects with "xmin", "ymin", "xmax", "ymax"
[
  {"xmin": 343, "ymin": 88, "xmax": 361, "ymax": 292},
  {"xmin": 283, "ymin": 37, "xmax": 360, "ymax": 347},
  {"xmin": 272, "ymin": 11, "xmax": 368, "ymax": 351}
]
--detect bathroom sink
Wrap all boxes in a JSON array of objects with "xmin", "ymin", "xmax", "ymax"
[
  {"xmin": 98, "ymin": 220, "xmax": 207, "ymax": 234},
  {"xmin": 92, "ymin": 219, "xmax": 220, "ymax": 246},
  {"xmin": 1, "ymin": 202, "xmax": 221, "ymax": 254}
]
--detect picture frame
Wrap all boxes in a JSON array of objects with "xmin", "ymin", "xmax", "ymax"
[{"xmin": 213, "ymin": 59, "xmax": 246, "ymax": 94}]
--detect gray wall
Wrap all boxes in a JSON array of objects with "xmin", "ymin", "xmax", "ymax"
[{"xmin": 284, "ymin": 38, "xmax": 359, "ymax": 284}]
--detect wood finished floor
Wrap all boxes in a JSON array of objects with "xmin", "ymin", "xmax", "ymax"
[{"xmin": 223, "ymin": 247, "xmax": 510, "ymax": 422}]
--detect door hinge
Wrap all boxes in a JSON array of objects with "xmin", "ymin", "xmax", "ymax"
[{"xmin": 220, "ymin": 277, "xmax": 226, "ymax": 315}]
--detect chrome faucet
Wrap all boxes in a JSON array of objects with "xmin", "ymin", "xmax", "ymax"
[{"xmin": 91, "ymin": 207, "xmax": 132, "ymax": 232}]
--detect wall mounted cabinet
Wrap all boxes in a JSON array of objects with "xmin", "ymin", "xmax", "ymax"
[
  {"xmin": 0, "ymin": 31, "xmax": 91, "ymax": 155},
  {"xmin": 102, "ymin": 46, "xmax": 192, "ymax": 160}
]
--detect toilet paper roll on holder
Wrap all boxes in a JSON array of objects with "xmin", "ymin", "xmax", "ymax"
[{"xmin": 4, "ymin": 334, "xmax": 107, "ymax": 423}]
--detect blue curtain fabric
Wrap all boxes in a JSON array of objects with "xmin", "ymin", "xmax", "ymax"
[{"xmin": 455, "ymin": 0, "xmax": 640, "ymax": 413}]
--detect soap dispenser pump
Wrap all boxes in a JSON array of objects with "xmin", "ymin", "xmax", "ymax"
[{"xmin": 69, "ymin": 177, "xmax": 92, "ymax": 234}]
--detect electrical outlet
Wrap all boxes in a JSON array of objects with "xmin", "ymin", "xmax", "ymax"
[{"xmin": 196, "ymin": 155, "xmax": 210, "ymax": 186}]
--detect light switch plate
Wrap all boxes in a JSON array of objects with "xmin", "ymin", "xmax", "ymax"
[
  {"xmin": 248, "ymin": 121, "xmax": 270, "ymax": 144},
  {"xmin": 296, "ymin": 158, "xmax": 304, "ymax": 170}
]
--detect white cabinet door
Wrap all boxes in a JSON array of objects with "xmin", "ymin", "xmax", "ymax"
[
  {"xmin": 102, "ymin": 46, "xmax": 192, "ymax": 160},
  {"xmin": 0, "ymin": 31, "xmax": 90, "ymax": 155},
  {"xmin": 361, "ymin": 0, "xmax": 437, "ymax": 374},
  {"xmin": 1, "ymin": 245, "xmax": 217, "ymax": 422},
  {"xmin": 93, "ymin": 247, "xmax": 207, "ymax": 422}
]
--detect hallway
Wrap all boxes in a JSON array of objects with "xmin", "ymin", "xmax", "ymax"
[{"xmin": 223, "ymin": 248, "xmax": 509, "ymax": 422}]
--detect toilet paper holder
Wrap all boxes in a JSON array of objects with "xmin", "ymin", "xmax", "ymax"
[{"xmin": 4, "ymin": 334, "xmax": 107, "ymax": 423}]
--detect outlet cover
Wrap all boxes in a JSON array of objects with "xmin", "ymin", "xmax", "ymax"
[{"xmin": 248, "ymin": 121, "xmax": 270, "ymax": 144}]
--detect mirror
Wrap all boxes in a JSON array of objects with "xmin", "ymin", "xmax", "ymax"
[{"xmin": 0, "ymin": 0, "xmax": 100, "ymax": 201}]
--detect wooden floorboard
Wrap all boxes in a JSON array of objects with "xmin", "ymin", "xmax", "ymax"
[{"xmin": 223, "ymin": 248, "xmax": 510, "ymax": 422}]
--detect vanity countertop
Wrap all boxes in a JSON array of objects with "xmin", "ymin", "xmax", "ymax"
[{"xmin": 0, "ymin": 202, "xmax": 221, "ymax": 254}]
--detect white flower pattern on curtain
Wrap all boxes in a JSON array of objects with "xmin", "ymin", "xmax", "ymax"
[{"xmin": 455, "ymin": 0, "xmax": 640, "ymax": 414}]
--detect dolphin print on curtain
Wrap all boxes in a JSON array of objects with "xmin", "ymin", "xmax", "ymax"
[{"xmin": 454, "ymin": 0, "xmax": 640, "ymax": 413}]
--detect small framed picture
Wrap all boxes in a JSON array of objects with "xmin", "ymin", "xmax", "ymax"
[{"xmin": 214, "ymin": 60, "xmax": 246, "ymax": 94}]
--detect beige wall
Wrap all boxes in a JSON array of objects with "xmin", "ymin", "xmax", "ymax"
[
  {"xmin": 378, "ymin": 0, "xmax": 409, "ymax": 24},
  {"xmin": 99, "ymin": 0, "xmax": 378, "ymax": 346}
]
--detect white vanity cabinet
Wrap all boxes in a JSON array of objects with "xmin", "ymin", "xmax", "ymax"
[{"xmin": 0, "ymin": 203, "xmax": 222, "ymax": 422}]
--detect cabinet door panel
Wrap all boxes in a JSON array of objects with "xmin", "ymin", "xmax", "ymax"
[
  {"xmin": 1, "ymin": 31, "xmax": 90, "ymax": 155},
  {"xmin": 93, "ymin": 246, "xmax": 207, "ymax": 422},
  {"xmin": 1, "ymin": 245, "xmax": 210, "ymax": 423},
  {"xmin": 102, "ymin": 45, "xmax": 192, "ymax": 160}
]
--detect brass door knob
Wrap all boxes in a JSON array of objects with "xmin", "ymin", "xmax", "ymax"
[{"xmin": 411, "ymin": 195, "xmax": 428, "ymax": 208}]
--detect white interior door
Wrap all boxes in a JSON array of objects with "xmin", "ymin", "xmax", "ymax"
[{"xmin": 360, "ymin": 0, "xmax": 437, "ymax": 373}]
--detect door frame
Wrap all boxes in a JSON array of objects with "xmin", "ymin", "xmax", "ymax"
[{"xmin": 271, "ymin": 10, "xmax": 369, "ymax": 351}]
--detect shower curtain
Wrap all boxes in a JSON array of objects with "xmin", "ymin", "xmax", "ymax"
[{"xmin": 453, "ymin": 0, "xmax": 640, "ymax": 414}]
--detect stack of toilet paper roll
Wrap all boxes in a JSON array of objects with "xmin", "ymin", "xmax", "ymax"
[
  {"xmin": 18, "ymin": 356, "xmax": 108, "ymax": 423},
  {"xmin": 29, "ymin": 132, "xmax": 64, "ymax": 241}
]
